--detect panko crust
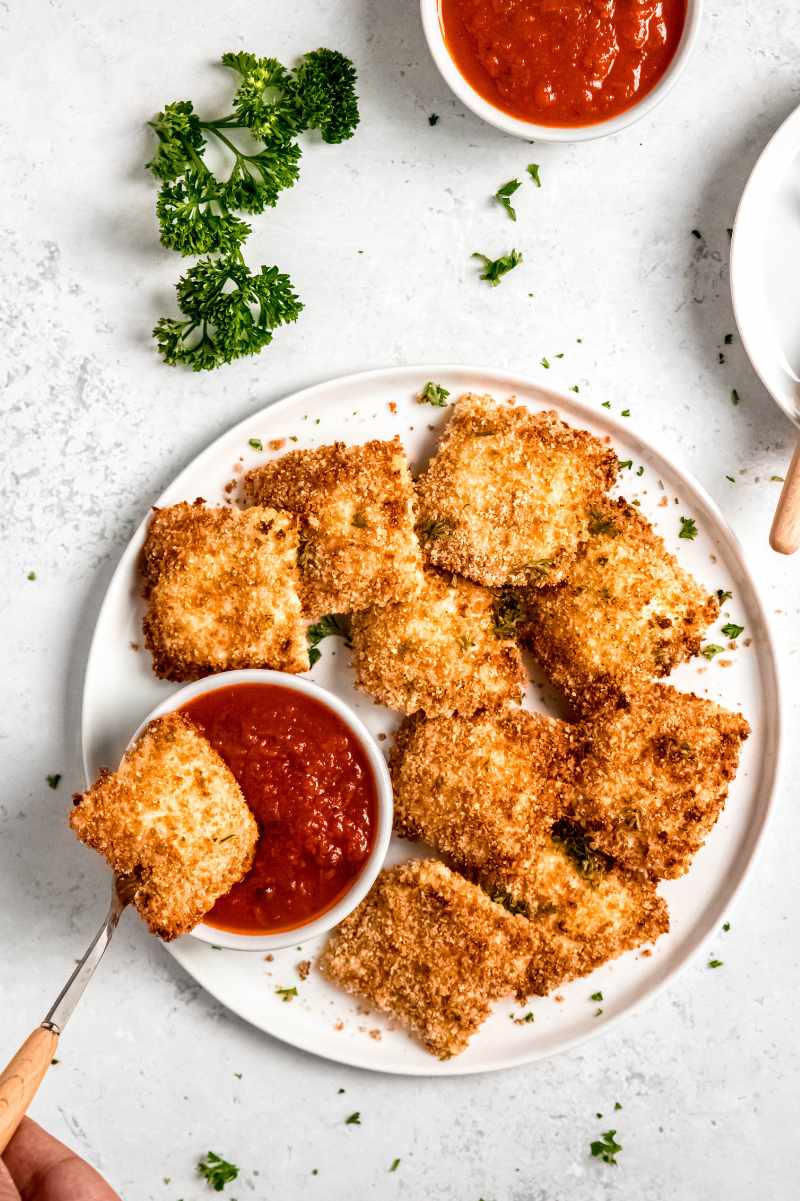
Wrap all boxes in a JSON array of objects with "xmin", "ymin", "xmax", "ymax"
[
  {"xmin": 521, "ymin": 497, "xmax": 720, "ymax": 713},
  {"xmin": 390, "ymin": 710, "xmax": 571, "ymax": 869},
  {"xmin": 350, "ymin": 570, "xmax": 524, "ymax": 717},
  {"xmin": 319, "ymin": 859, "xmax": 539, "ymax": 1059},
  {"xmin": 142, "ymin": 501, "xmax": 308, "ymax": 681},
  {"xmin": 481, "ymin": 827, "xmax": 669, "ymax": 994},
  {"xmin": 243, "ymin": 437, "xmax": 424, "ymax": 618},
  {"xmin": 70, "ymin": 713, "xmax": 258, "ymax": 940},
  {"xmin": 414, "ymin": 394, "xmax": 617, "ymax": 588},
  {"xmin": 570, "ymin": 683, "xmax": 750, "ymax": 879}
]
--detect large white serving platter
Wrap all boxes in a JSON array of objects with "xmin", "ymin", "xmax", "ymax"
[
  {"xmin": 82, "ymin": 365, "xmax": 781, "ymax": 1076},
  {"xmin": 731, "ymin": 101, "xmax": 800, "ymax": 425}
]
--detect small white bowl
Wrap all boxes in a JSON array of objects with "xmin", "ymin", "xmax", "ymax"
[
  {"xmin": 420, "ymin": 0, "xmax": 702, "ymax": 142},
  {"xmin": 128, "ymin": 669, "xmax": 393, "ymax": 952}
]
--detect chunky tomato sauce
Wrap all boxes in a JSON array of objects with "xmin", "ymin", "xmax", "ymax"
[
  {"xmin": 441, "ymin": 0, "xmax": 686, "ymax": 127},
  {"xmin": 182, "ymin": 683, "xmax": 377, "ymax": 935}
]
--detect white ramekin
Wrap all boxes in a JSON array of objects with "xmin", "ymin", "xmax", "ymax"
[
  {"xmin": 128, "ymin": 669, "xmax": 393, "ymax": 952},
  {"xmin": 420, "ymin": 0, "xmax": 702, "ymax": 143}
]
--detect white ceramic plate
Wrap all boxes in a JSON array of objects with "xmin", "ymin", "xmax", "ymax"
[
  {"xmin": 731, "ymin": 102, "xmax": 800, "ymax": 424},
  {"xmin": 82, "ymin": 365, "xmax": 781, "ymax": 1076}
]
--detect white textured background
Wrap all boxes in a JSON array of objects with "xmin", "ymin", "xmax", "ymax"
[{"xmin": 1, "ymin": 2, "xmax": 799, "ymax": 1198}]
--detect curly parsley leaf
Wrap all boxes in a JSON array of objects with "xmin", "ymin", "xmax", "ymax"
[
  {"xmin": 418, "ymin": 381, "xmax": 450, "ymax": 406},
  {"xmin": 221, "ymin": 51, "xmax": 295, "ymax": 140},
  {"xmin": 590, "ymin": 1130, "xmax": 622, "ymax": 1166},
  {"xmin": 495, "ymin": 178, "xmax": 521, "ymax": 221},
  {"xmin": 291, "ymin": 49, "xmax": 360, "ymax": 143},
  {"xmin": 679, "ymin": 516, "xmax": 698, "ymax": 540},
  {"xmin": 307, "ymin": 614, "xmax": 351, "ymax": 666},
  {"xmin": 721, "ymin": 622, "xmax": 743, "ymax": 639},
  {"xmin": 197, "ymin": 1152, "xmax": 239, "ymax": 1191},
  {"xmin": 473, "ymin": 249, "xmax": 523, "ymax": 286},
  {"xmin": 154, "ymin": 256, "xmax": 302, "ymax": 371},
  {"xmin": 146, "ymin": 100, "xmax": 205, "ymax": 181},
  {"xmin": 156, "ymin": 172, "xmax": 252, "ymax": 256}
]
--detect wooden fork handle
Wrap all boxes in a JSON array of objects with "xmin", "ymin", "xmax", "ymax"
[
  {"xmin": 0, "ymin": 1026, "xmax": 59, "ymax": 1154},
  {"xmin": 770, "ymin": 438, "xmax": 800, "ymax": 554}
]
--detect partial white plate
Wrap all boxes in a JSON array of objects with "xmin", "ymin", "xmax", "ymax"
[
  {"xmin": 731, "ymin": 102, "xmax": 800, "ymax": 424},
  {"xmin": 82, "ymin": 365, "xmax": 781, "ymax": 1076}
]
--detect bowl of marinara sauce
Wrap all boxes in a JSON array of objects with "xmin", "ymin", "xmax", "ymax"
[
  {"xmin": 421, "ymin": 0, "xmax": 701, "ymax": 142},
  {"xmin": 135, "ymin": 670, "xmax": 392, "ymax": 951}
]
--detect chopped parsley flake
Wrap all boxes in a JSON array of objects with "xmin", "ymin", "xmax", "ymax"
[
  {"xmin": 722, "ymin": 921, "xmax": 731, "ymax": 932},
  {"xmin": 771, "ymin": 474, "xmax": 785, "ymax": 482},
  {"xmin": 618, "ymin": 459, "xmax": 633, "ymax": 470},
  {"xmin": 721, "ymin": 622, "xmax": 743, "ymax": 639},
  {"xmin": 620, "ymin": 408, "xmax": 630, "ymax": 417},
  {"xmin": 716, "ymin": 589, "xmax": 732, "ymax": 603},
  {"xmin": 275, "ymin": 985, "xmax": 298, "ymax": 1002},
  {"xmin": 691, "ymin": 229, "xmax": 702, "ymax": 239},
  {"xmin": 614, "ymin": 1102, "xmax": 622, "ymax": 1111},
  {"xmin": 492, "ymin": 590, "xmax": 526, "ymax": 638},
  {"xmin": 418, "ymin": 381, "xmax": 450, "ymax": 406},
  {"xmin": 495, "ymin": 178, "xmax": 522, "ymax": 221},
  {"xmin": 428, "ymin": 113, "xmax": 439, "ymax": 126},
  {"xmin": 248, "ymin": 437, "xmax": 263, "ymax": 451},
  {"xmin": 569, "ymin": 384, "xmax": 580, "ymax": 393},
  {"xmin": 590, "ymin": 991, "xmax": 603, "ymax": 1002},
  {"xmin": 541, "ymin": 356, "xmax": 551, "ymax": 369},
  {"xmin": 601, "ymin": 400, "xmax": 611, "ymax": 409},
  {"xmin": 197, "ymin": 1152, "xmax": 239, "ymax": 1191},
  {"xmin": 708, "ymin": 958, "xmax": 724, "ymax": 969},
  {"xmin": 679, "ymin": 516, "xmax": 698, "ymax": 540},
  {"xmin": 389, "ymin": 1158, "xmax": 401, "ymax": 1172},
  {"xmin": 702, "ymin": 643, "xmax": 724, "ymax": 660},
  {"xmin": 419, "ymin": 516, "xmax": 454, "ymax": 541},
  {"xmin": 636, "ymin": 465, "xmax": 644, "ymax": 476},
  {"xmin": 307, "ymin": 613, "xmax": 350, "ymax": 665},
  {"xmin": 724, "ymin": 333, "xmax": 734, "ymax": 344},
  {"xmin": 46, "ymin": 773, "xmax": 61, "ymax": 790},
  {"xmin": 726, "ymin": 474, "xmax": 735, "ymax": 483},
  {"xmin": 594, "ymin": 1008, "xmax": 603, "ymax": 1016},
  {"xmin": 731, "ymin": 388, "xmax": 741, "ymax": 405},
  {"xmin": 527, "ymin": 162, "xmax": 541, "ymax": 187},
  {"xmin": 26, "ymin": 571, "xmax": 36, "ymax": 581},
  {"xmin": 590, "ymin": 1130, "xmax": 622, "ymax": 1166},
  {"xmin": 345, "ymin": 1112, "xmax": 361, "ymax": 1125},
  {"xmin": 472, "ymin": 249, "xmax": 523, "ymax": 286}
]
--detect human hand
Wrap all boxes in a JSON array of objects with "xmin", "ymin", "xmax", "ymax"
[{"xmin": 0, "ymin": 1117, "xmax": 120, "ymax": 1201}]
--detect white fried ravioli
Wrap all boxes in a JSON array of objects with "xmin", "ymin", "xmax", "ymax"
[
  {"xmin": 70, "ymin": 713, "xmax": 258, "ymax": 940},
  {"xmin": 142, "ymin": 501, "xmax": 308, "ymax": 681},
  {"xmin": 243, "ymin": 437, "xmax": 424, "ymax": 618},
  {"xmin": 521, "ymin": 497, "xmax": 719, "ymax": 713},
  {"xmin": 350, "ymin": 570, "xmax": 524, "ymax": 716},
  {"xmin": 571, "ymin": 682, "xmax": 750, "ymax": 879},
  {"xmin": 414, "ymin": 394, "xmax": 617, "ymax": 587},
  {"xmin": 319, "ymin": 859, "xmax": 539, "ymax": 1059}
]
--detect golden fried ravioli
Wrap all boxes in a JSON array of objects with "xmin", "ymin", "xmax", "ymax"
[
  {"xmin": 521, "ymin": 497, "xmax": 719, "ymax": 713},
  {"xmin": 319, "ymin": 859, "xmax": 538, "ymax": 1059},
  {"xmin": 482, "ymin": 821, "xmax": 668, "ymax": 993},
  {"xmin": 142, "ymin": 501, "xmax": 308, "ymax": 681},
  {"xmin": 390, "ymin": 710, "xmax": 570, "ymax": 868},
  {"xmin": 243, "ymin": 437, "xmax": 424, "ymax": 618},
  {"xmin": 350, "ymin": 570, "xmax": 524, "ymax": 716},
  {"xmin": 415, "ymin": 394, "xmax": 616, "ymax": 588},
  {"xmin": 571, "ymin": 683, "xmax": 750, "ymax": 879},
  {"xmin": 70, "ymin": 713, "xmax": 258, "ymax": 940}
]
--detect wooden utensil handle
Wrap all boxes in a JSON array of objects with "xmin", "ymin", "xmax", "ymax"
[
  {"xmin": 770, "ymin": 438, "xmax": 800, "ymax": 555},
  {"xmin": 0, "ymin": 1026, "xmax": 59, "ymax": 1154}
]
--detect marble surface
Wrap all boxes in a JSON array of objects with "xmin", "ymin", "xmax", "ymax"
[{"xmin": 1, "ymin": 1, "xmax": 799, "ymax": 1197}]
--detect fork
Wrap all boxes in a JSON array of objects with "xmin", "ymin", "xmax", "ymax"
[{"xmin": 0, "ymin": 874, "xmax": 137, "ymax": 1153}]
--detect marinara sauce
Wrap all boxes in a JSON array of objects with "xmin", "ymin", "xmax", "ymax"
[
  {"xmin": 182, "ymin": 683, "xmax": 377, "ymax": 935},
  {"xmin": 440, "ymin": 0, "xmax": 687, "ymax": 127}
]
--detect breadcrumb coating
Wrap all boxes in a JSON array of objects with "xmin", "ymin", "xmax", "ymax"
[
  {"xmin": 243, "ymin": 437, "xmax": 424, "ymax": 618},
  {"xmin": 521, "ymin": 497, "xmax": 719, "ymax": 713},
  {"xmin": 415, "ymin": 394, "xmax": 617, "ymax": 587},
  {"xmin": 350, "ymin": 570, "xmax": 524, "ymax": 716},
  {"xmin": 390, "ymin": 710, "xmax": 569, "ymax": 868},
  {"xmin": 70, "ymin": 713, "xmax": 258, "ymax": 940},
  {"xmin": 319, "ymin": 859, "xmax": 539, "ymax": 1059},
  {"xmin": 142, "ymin": 501, "xmax": 308, "ymax": 681},
  {"xmin": 571, "ymin": 682, "xmax": 750, "ymax": 879}
]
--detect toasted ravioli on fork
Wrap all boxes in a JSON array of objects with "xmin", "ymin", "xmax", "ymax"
[
  {"xmin": 319, "ymin": 859, "xmax": 539, "ymax": 1059},
  {"xmin": 571, "ymin": 683, "xmax": 751, "ymax": 879},
  {"xmin": 390, "ymin": 709, "xmax": 570, "ymax": 868},
  {"xmin": 70, "ymin": 713, "xmax": 258, "ymax": 940},
  {"xmin": 521, "ymin": 497, "xmax": 719, "ymax": 713},
  {"xmin": 350, "ymin": 570, "xmax": 524, "ymax": 716},
  {"xmin": 243, "ymin": 437, "xmax": 424, "ymax": 618},
  {"xmin": 414, "ymin": 394, "xmax": 617, "ymax": 588},
  {"xmin": 142, "ymin": 501, "xmax": 308, "ymax": 681}
]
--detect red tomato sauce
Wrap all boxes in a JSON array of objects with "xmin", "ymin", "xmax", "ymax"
[
  {"xmin": 440, "ymin": 0, "xmax": 687, "ymax": 127},
  {"xmin": 182, "ymin": 683, "xmax": 377, "ymax": 935}
]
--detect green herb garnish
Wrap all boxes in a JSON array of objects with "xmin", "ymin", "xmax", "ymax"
[
  {"xmin": 275, "ymin": 985, "xmax": 298, "ymax": 1002},
  {"xmin": 540, "ymin": 356, "xmax": 551, "ymax": 369},
  {"xmin": 492, "ymin": 590, "xmax": 526, "ymax": 639},
  {"xmin": 590, "ymin": 1130, "xmax": 622, "ymax": 1166},
  {"xmin": 248, "ymin": 437, "xmax": 263, "ymax": 451},
  {"xmin": 419, "ymin": 516, "xmax": 453, "ymax": 541},
  {"xmin": 702, "ymin": 643, "xmax": 724, "ymax": 660},
  {"xmin": 46, "ymin": 774, "xmax": 61, "ymax": 790},
  {"xmin": 679, "ymin": 516, "xmax": 698, "ymax": 540},
  {"xmin": 473, "ymin": 249, "xmax": 523, "ymax": 286},
  {"xmin": 198, "ymin": 1152, "xmax": 239, "ymax": 1191},
  {"xmin": 428, "ymin": 113, "xmax": 439, "ymax": 126},
  {"xmin": 590, "ymin": 991, "xmax": 603, "ymax": 1002},
  {"xmin": 708, "ymin": 958, "xmax": 723, "ymax": 969},
  {"xmin": 307, "ymin": 614, "xmax": 350, "ymax": 666},
  {"xmin": 527, "ymin": 163, "xmax": 541, "ymax": 187},
  {"xmin": 389, "ymin": 1158, "xmax": 401, "ymax": 1172},
  {"xmin": 418, "ymin": 381, "xmax": 450, "ymax": 407},
  {"xmin": 731, "ymin": 388, "xmax": 740, "ymax": 405},
  {"xmin": 588, "ymin": 510, "xmax": 619, "ymax": 537},
  {"xmin": 721, "ymin": 622, "xmax": 743, "ymax": 639},
  {"xmin": 552, "ymin": 819, "xmax": 609, "ymax": 883},
  {"xmin": 345, "ymin": 1112, "xmax": 361, "ymax": 1125},
  {"xmin": 716, "ymin": 589, "xmax": 732, "ymax": 603},
  {"xmin": 26, "ymin": 571, "xmax": 36, "ymax": 581},
  {"xmin": 722, "ymin": 921, "xmax": 731, "ymax": 932},
  {"xmin": 495, "ymin": 178, "xmax": 521, "ymax": 221},
  {"xmin": 618, "ymin": 459, "xmax": 633, "ymax": 470}
]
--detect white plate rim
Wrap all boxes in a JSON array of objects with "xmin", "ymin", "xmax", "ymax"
[
  {"xmin": 80, "ymin": 362, "xmax": 784, "ymax": 1076},
  {"xmin": 731, "ymin": 100, "xmax": 800, "ymax": 425}
]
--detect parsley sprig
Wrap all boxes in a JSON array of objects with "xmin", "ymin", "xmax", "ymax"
[{"xmin": 147, "ymin": 49, "xmax": 359, "ymax": 370}]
